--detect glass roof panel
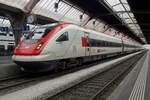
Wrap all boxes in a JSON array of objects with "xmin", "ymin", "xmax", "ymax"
[
  {"xmin": 125, "ymin": 19, "xmax": 132, "ymax": 23},
  {"xmin": 104, "ymin": 0, "xmax": 144, "ymax": 41},
  {"xmin": 0, "ymin": 0, "xmax": 145, "ymax": 42},
  {"xmin": 128, "ymin": 24, "xmax": 135, "ymax": 27},
  {"xmin": 32, "ymin": 0, "xmax": 91, "ymax": 25},
  {"xmin": 0, "ymin": 0, "xmax": 30, "ymax": 10},
  {"xmin": 122, "ymin": 13, "xmax": 130, "ymax": 18},
  {"xmin": 0, "ymin": 19, "xmax": 10, "ymax": 27},
  {"xmin": 133, "ymin": 19, "xmax": 137, "ymax": 23},
  {"xmin": 33, "ymin": 0, "xmax": 74, "ymax": 21},
  {"xmin": 120, "ymin": 0, "xmax": 128, "ymax": 3},
  {"xmin": 113, "ymin": 4, "xmax": 125, "ymax": 11},
  {"xmin": 33, "ymin": 0, "xmax": 55, "ymax": 13},
  {"xmin": 63, "ymin": 7, "xmax": 83, "ymax": 23},
  {"xmin": 123, "ymin": 4, "xmax": 130, "ymax": 11},
  {"xmin": 129, "ymin": 13, "xmax": 134, "ymax": 17},
  {"xmin": 106, "ymin": 0, "xmax": 120, "ymax": 6},
  {"xmin": 57, "ymin": 2, "xmax": 71, "ymax": 15}
]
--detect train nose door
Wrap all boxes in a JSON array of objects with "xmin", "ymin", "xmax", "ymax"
[{"xmin": 84, "ymin": 32, "xmax": 91, "ymax": 56}]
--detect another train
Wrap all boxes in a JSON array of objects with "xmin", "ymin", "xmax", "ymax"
[
  {"xmin": 12, "ymin": 22, "xmax": 141, "ymax": 72},
  {"xmin": 0, "ymin": 31, "xmax": 15, "ymax": 56}
]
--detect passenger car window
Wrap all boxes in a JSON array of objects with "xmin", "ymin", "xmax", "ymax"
[
  {"xmin": 56, "ymin": 32, "xmax": 69, "ymax": 42},
  {"xmin": 0, "ymin": 32, "xmax": 7, "ymax": 36},
  {"xmin": 0, "ymin": 45, "xmax": 5, "ymax": 50},
  {"xmin": 9, "ymin": 34, "xmax": 14, "ymax": 36}
]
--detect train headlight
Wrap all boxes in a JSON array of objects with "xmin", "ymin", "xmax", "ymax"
[{"xmin": 35, "ymin": 43, "xmax": 43, "ymax": 50}]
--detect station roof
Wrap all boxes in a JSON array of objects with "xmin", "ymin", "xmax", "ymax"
[
  {"xmin": 0, "ymin": 3, "xmax": 23, "ymax": 27},
  {"xmin": 127, "ymin": 0, "xmax": 150, "ymax": 44},
  {"xmin": 66, "ymin": 0, "xmax": 145, "ymax": 44},
  {"xmin": 0, "ymin": 0, "xmax": 146, "ymax": 44}
]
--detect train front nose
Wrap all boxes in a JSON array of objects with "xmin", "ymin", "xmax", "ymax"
[
  {"xmin": 13, "ymin": 42, "xmax": 54, "ymax": 72},
  {"xmin": 14, "ymin": 42, "xmax": 44, "ymax": 56},
  {"xmin": 12, "ymin": 23, "xmax": 64, "ymax": 72}
]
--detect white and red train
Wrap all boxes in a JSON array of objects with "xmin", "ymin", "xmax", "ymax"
[{"xmin": 12, "ymin": 22, "xmax": 141, "ymax": 72}]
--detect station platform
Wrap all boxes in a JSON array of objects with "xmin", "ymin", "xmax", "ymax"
[
  {"xmin": 0, "ymin": 56, "xmax": 13, "ymax": 64},
  {"xmin": 0, "ymin": 56, "xmax": 22, "ymax": 79},
  {"xmin": 107, "ymin": 50, "xmax": 150, "ymax": 100}
]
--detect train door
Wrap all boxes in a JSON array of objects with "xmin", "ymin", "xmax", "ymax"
[
  {"xmin": 84, "ymin": 32, "xmax": 91, "ymax": 56},
  {"xmin": 54, "ymin": 31, "xmax": 70, "ymax": 57},
  {"xmin": 53, "ymin": 29, "xmax": 77, "ymax": 58}
]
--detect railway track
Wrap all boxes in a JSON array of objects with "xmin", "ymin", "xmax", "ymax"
[
  {"xmin": 0, "ymin": 51, "xmax": 144, "ymax": 96},
  {"xmin": 0, "ymin": 73, "xmax": 28, "ymax": 82},
  {"xmin": 47, "ymin": 52, "xmax": 145, "ymax": 100}
]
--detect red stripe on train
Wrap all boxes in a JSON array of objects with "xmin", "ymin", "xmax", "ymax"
[{"xmin": 82, "ymin": 37, "xmax": 87, "ymax": 47}]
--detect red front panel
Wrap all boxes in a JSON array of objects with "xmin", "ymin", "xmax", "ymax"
[{"xmin": 15, "ymin": 23, "xmax": 70, "ymax": 55}]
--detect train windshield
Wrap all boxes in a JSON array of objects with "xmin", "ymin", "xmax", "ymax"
[{"xmin": 25, "ymin": 23, "xmax": 58, "ymax": 44}]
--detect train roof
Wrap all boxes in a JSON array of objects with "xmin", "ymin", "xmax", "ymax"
[
  {"xmin": 34, "ymin": 23, "xmax": 60, "ymax": 29},
  {"xmin": 67, "ymin": 24, "xmax": 122, "ymax": 42},
  {"xmin": 34, "ymin": 22, "xmax": 136, "ymax": 45}
]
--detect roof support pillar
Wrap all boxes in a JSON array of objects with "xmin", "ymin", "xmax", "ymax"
[
  {"xmin": 24, "ymin": 0, "xmax": 40, "ymax": 13},
  {"xmin": 6, "ymin": 13, "xmax": 26, "ymax": 45}
]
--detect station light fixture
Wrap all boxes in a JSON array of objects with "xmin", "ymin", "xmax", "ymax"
[
  {"xmin": 79, "ymin": 14, "xmax": 83, "ymax": 22},
  {"xmin": 80, "ymin": 11, "xmax": 86, "ymax": 22},
  {"xmin": 54, "ymin": 0, "xmax": 61, "ymax": 12},
  {"xmin": 54, "ymin": 3, "xmax": 59, "ymax": 12},
  {"xmin": 93, "ymin": 20, "xmax": 96, "ymax": 26}
]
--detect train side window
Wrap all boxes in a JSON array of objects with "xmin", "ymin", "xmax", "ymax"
[
  {"xmin": 9, "ymin": 34, "xmax": 14, "ymax": 36},
  {"xmin": 56, "ymin": 32, "xmax": 69, "ymax": 42},
  {"xmin": 0, "ymin": 32, "xmax": 7, "ymax": 36},
  {"xmin": 0, "ymin": 45, "xmax": 5, "ymax": 50}
]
